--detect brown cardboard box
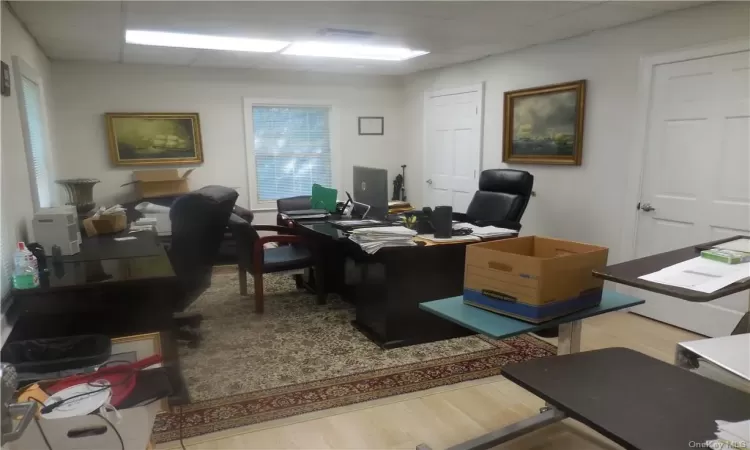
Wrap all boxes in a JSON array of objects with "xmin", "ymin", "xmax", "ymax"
[
  {"xmin": 82, "ymin": 213, "xmax": 127, "ymax": 237},
  {"xmin": 126, "ymin": 169, "xmax": 194, "ymax": 199},
  {"xmin": 464, "ymin": 236, "xmax": 608, "ymax": 307}
]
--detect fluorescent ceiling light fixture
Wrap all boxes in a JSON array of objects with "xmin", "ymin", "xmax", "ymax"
[
  {"xmin": 282, "ymin": 41, "xmax": 428, "ymax": 61},
  {"xmin": 125, "ymin": 30, "xmax": 289, "ymax": 53}
]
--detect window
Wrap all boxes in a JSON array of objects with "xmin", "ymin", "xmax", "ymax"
[
  {"xmin": 14, "ymin": 56, "xmax": 52, "ymax": 210},
  {"xmin": 251, "ymin": 105, "xmax": 332, "ymax": 205}
]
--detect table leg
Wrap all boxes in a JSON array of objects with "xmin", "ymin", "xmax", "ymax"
[
  {"xmin": 416, "ymin": 319, "xmax": 584, "ymax": 450},
  {"xmin": 416, "ymin": 408, "xmax": 566, "ymax": 450},
  {"xmin": 558, "ymin": 320, "xmax": 582, "ymax": 355},
  {"xmin": 730, "ymin": 290, "xmax": 750, "ymax": 335}
]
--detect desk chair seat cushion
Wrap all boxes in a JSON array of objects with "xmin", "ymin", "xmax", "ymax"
[
  {"xmin": 465, "ymin": 169, "xmax": 533, "ymax": 224},
  {"xmin": 263, "ymin": 245, "xmax": 313, "ymax": 272}
]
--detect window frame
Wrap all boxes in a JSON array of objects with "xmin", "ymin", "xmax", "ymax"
[
  {"xmin": 12, "ymin": 55, "xmax": 55, "ymax": 212},
  {"xmin": 243, "ymin": 98, "xmax": 340, "ymax": 211}
]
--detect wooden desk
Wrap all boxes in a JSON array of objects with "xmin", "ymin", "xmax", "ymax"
[
  {"xmin": 593, "ymin": 236, "xmax": 750, "ymax": 334},
  {"xmin": 7, "ymin": 232, "xmax": 190, "ymax": 406},
  {"xmin": 294, "ymin": 220, "xmax": 511, "ymax": 348}
]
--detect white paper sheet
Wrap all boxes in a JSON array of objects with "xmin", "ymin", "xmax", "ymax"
[
  {"xmin": 639, "ymin": 257, "xmax": 750, "ymax": 293},
  {"xmin": 452, "ymin": 223, "xmax": 518, "ymax": 237}
]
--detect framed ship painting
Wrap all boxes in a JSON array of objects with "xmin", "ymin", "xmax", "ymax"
[
  {"xmin": 106, "ymin": 113, "xmax": 203, "ymax": 166},
  {"xmin": 502, "ymin": 80, "xmax": 586, "ymax": 165}
]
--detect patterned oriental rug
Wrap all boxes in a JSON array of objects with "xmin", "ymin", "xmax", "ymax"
[{"xmin": 152, "ymin": 270, "xmax": 555, "ymax": 443}]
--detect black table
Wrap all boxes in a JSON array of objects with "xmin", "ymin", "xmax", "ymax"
[
  {"xmin": 500, "ymin": 348, "xmax": 750, "ymax": 450},
  {"xmin": 7, "ymin": 231, "xmax": 190, "ymax": 405},
  {"xmin": 593, "ymin": 236, "xmax": 750, "ymax": 334},
  {"xmin": 62, "ymin": 231, "xmax": 165, "ymax": 262},
  {"xmin": 293, "ymin": 219, "xmax": 508, "ymax": 348}
]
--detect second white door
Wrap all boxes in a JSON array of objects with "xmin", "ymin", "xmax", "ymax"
[
  {"xmin": 633, "ymin": 48, "xmax": 750, "ymax": 337},
  {"xmin": 423, "ymin": 84, "xmax": 483, "ymax": 213}
]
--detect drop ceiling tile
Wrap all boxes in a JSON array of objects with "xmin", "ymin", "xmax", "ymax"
[
  {"xmin": 189, "ymin": 50, "xmax": 268, "ymax": 69},
  {"xmin": 9, "ymin": 0, "xmax": 703, "ymax": 75},
  {"xmin": 123, "ymin": 44, "xmax": 199, "ymax": 65}
]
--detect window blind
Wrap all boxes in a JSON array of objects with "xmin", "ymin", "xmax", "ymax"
[
  {"xmin": 20, "ymin": 75, "xmax": 52, "ymax": 209},
  {"xmin": 252, "ymin": 106, "xmax": 332, "ymax": 202}
]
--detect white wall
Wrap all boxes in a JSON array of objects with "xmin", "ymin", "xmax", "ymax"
[
  {"xmin": 51, "ymin": 63, "xmax": 405, "ymax": 224},
  {"xmin": 404, "ymin": 2, "xmax": 750, "ymax": 263},
  {"xmin": 0, "ymin": 4, "xmax": 55, "ymax": 343}
]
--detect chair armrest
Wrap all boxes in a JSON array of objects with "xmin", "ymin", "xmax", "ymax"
[
  {"xmin": 253, "ymin": 235, "xmax": 307, "ymax": 270},
  {"xmin": 233, "ymin": 205, "xmax": 255, "ymax": 223},
  {"xmin": 452, "ymin": 212, "xmax": 469, "ymax": 222}
]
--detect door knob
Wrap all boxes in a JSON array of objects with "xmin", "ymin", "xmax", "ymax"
[
  {"xmin": 426, "ymin": 179, "xmax": 433, "ymax": 185},
  {"xmin": 639, "ymin": 202, "xmax": 655, "ymax": 212}
]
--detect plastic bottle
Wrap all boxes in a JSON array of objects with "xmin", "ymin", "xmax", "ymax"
[{"xmin": 12, "ymin": 242, "xmax": 39, "ymax": 289}]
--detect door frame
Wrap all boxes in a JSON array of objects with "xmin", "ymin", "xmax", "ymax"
[
  {"xmin": 422, "ymin": 83, "xmax": 485, "ymax": 208},
  {"xmin": 618, "ymin": 38, "xmax": 750, "ymax": 269}
]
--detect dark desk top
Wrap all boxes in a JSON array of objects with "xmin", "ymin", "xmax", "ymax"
[
  {"xmin": 299, "ymin": 221, "xmax": 348, "ymax": 241},
  {"xmin": 63, "ymin": 231, "xmax": 165, "ymax": 262},
  {"xmin": 593, "ymin": 236, "xmax": 750, "ymax": 302},
  {"xmin": 502, "ymin": 347, "xmax": 750, "ymax": 450},
  {"xmin": 13, "ymin": 256, "xmax": 176, "ymax": 295},
  {"xmin": 14, "ymin": 232, "xmax": 175, "ymax": 296}
]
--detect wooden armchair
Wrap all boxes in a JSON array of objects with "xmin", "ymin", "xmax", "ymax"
[{"xmin": 229, "ymin": 215, "xmax": 325, "ymax": 313}]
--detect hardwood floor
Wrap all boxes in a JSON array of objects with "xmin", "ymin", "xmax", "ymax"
[{"xmin": 158, "ymin": 311, "xmax": 700, "ymax": 450}]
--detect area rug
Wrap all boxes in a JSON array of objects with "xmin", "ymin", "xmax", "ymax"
[{"xmin": 152, "ymin": 269, "xmax": 555, "ymax": 443}]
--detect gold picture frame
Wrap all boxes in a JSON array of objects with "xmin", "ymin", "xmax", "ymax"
[
  {"xmin": 503, "ymin": 80, "xmax": 586, "ymax": 165},
  {"xmin": 106, "ymin": 113, "xmax": 203, "ymax": 166},
  {"xmin": 110, "ymin": 332, "xmax": 169, "ymax": 413}
]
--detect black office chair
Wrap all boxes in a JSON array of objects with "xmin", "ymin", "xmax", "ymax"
[
  {"xmin": 277, "ymin": 195, "xmax": 312, "ymax": 213},
  {"xmin": 168, "ymin": 185, "xmax": 239, "ymax": 346},
  {"xmin": 229, "ymin": 215, "xmax": 325, "ymax": 313},
  {"xmin": 455, "ymin": 169, "xmax": 534, "ymax": 230}
]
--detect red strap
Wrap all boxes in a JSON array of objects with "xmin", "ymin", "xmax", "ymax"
[{"xmin": 46, "ymin": 354, "xmax": 162, "ymax": 407}]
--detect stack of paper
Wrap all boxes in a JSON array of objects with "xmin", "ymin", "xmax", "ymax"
[
  {"xmin": 639, "ymin": 257, "xmax": 750, "ymax": 293},
  {"xmin": 349, "ymin": 226, "xmax": 417, "ymax": 254},
  {"xmin": 453, "ymin": 223, "xmax": 518, "ymax": 238},
  {"xmin": 704, "ymin": 419, "xmax": 749, "ymax": 449}
]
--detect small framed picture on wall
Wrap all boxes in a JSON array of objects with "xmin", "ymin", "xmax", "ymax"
[{"xmin": 358, "ymin": 116, "xmax": 384, "ymax": 135}]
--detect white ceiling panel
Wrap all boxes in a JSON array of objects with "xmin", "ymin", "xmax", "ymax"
[
  {"xmin": 10, "ymin": 1, "xmax": 123, "ymax": 62},
  {"xmin": 122, "ymin": 44, "xmax": 200, "ymax": 66},
  {"xmin": 9, "ymin": 1, "xmax": 707, "ymax": 75}
]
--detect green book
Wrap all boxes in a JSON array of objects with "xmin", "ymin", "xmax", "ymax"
[
  {"xmin": 311, "ymin": 183, "xmax": 338, "ymax": 212},
  {"xmin": 701, "ymin": 248, "xmax": 750, "ymax": 264}
]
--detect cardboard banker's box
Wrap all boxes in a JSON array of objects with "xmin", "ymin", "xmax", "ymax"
[
  {"xmin": 125, "ymin": 169, "xmax": 194, "ymax": 199},
  {"xmin": 463, "ymin": 236, "xmax": 608, "ymax": 323}
]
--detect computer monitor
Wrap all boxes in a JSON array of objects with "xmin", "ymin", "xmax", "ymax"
[{"xmin": 353, "ymin": 166, "xmax": 388, "ymax": 220}]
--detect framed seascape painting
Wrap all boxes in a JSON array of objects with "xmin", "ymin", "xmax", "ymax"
[
  {"xmin": 502, "ymin": 80, "xmax": 586, "ymax": 165},
  {"xmin": 106, "ymin": 113, "xmax": 203, "ymax": 166}
]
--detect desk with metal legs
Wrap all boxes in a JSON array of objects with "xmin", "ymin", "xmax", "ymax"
[
  {"xmin": 593, "ymin": 236, "xmax": 750, "ymax": 335},
  {"xmin": 417, "ymin": 290, "xmax": 643, "ymax": 450}
]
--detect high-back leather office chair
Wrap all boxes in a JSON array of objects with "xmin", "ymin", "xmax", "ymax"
[
  {"xmin": 168, "ymin": 185, "xmax": 239, "ymax": 346},
  {"xmin": 460, "ymin": 169, "xmax": 534, "ymax": 229},
  {"xmin": 276, "ymin": 195, "xmax": 312, "ymax": 213}
]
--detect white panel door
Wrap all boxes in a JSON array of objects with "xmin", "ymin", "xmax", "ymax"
[
  {"xmin": 634, "ymin": 50, "xmax": 750, "ymax": 337},
  {"xmin": 423, "ymin": 85, "xmax": 483, "ymax": 213}
]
